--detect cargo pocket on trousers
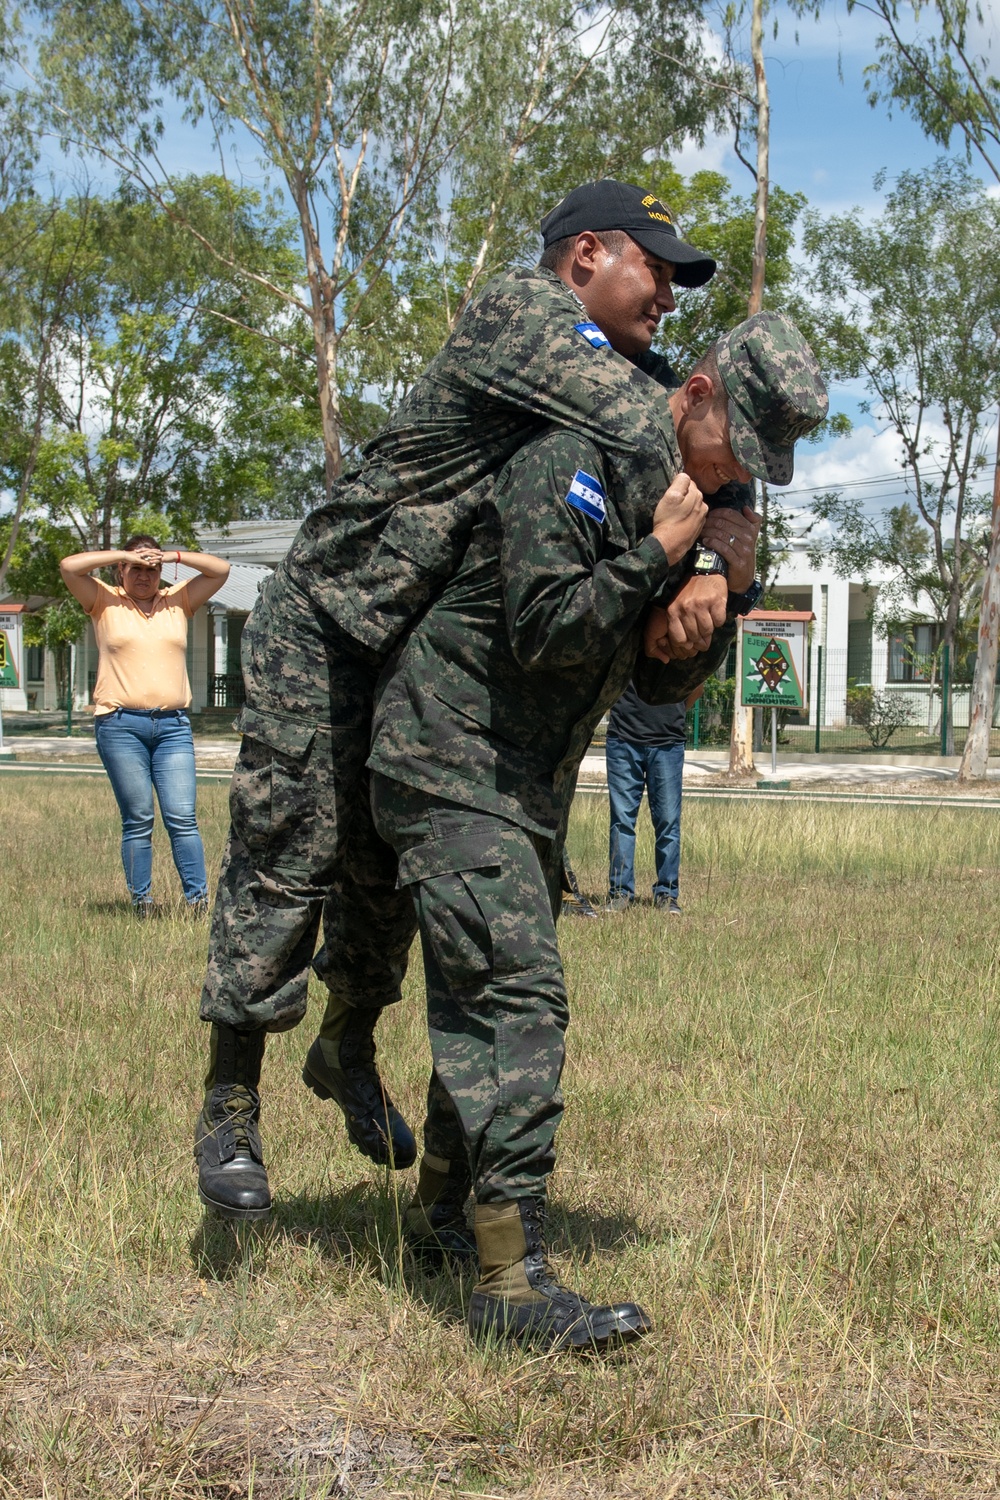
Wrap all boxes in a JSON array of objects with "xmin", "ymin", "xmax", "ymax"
[
  {"xmin": 397, "ymin": 830, "xmax": 502, "ymax": 991},
  {"xmin": 230, "ymin": 706, "xmax": 319, "ymax": 861}
]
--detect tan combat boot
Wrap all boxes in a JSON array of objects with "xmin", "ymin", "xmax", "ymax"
[{"xmin": 467, "ymin": 1197, "xmax": 652, "ymax": 1351}]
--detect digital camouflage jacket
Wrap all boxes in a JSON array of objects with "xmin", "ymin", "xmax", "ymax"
[
  {"xmin": 368, "ymin": 426, "xmax": 736, "ymax": 840},
  {"xmin": 283, "ymin": 265, "xmax": 744, "ymax": 655}
]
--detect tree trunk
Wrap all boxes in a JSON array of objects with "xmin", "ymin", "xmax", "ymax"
[
  {"xmin": 293, "ymin": 182, "xmax": 343, "ymax": 498},
  {"xmin": 958, "ymin": 423, "xmax": 1000, "ymax": 779},
  {"xmin": 729, "ymin": 0, "xmax": 768, "ymax": 780},
  {"xmin": 747, "ymin": 0, "xmax": 769, "ymax": 321}
]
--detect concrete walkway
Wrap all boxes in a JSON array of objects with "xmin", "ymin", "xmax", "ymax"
[
  {"xmin": 0, "ymin": 734, "xmax": 239, "ymax": 768},
  {"xmin": 3, "ymin": 735, "xmax": 999, "ymax": 802},
  {"xmin": 578, "ymin": 749, "xmax": 1000, "ymax": 799}
]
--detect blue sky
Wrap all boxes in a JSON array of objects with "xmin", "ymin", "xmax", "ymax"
[{"xmin": 675, "ymin": 0, "xmax": 1000, "ymax": 516}]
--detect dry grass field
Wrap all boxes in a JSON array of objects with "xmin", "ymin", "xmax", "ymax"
[{"xmin": 4, "ymin": 773, "xmax": 1000, "ymax": 1498}]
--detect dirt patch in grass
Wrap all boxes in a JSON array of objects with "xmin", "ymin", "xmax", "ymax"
[{"xmin": 2, "ymin": 1324, "xmax": 430, "ymax": 1499}]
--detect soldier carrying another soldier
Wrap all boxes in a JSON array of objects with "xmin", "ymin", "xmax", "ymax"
[{"xmin": 195, "ymin": 180, "xmax": 758, "ymax": 1229}]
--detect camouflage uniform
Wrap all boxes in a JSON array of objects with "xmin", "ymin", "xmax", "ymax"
[
  {"xmin": 368, "ymin": 425, "xmax": 737, "ymax": 1201},
  {"xmin": 200, "ymin": 266, "xmax": 742, "ymax": 1034}
]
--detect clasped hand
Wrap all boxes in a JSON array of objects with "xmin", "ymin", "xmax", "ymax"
[{"xmin": 644, "ymin": 502, "xmax": 762, "ymax": 664}]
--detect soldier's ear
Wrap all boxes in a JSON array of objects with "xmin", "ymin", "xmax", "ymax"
[
  {"xmin": 684, "ymin": 372, "xmax": 716, "ymax": 411},
  {"xmin": 570, "ymin": 232, "xmax": 603, "ymax": 276}
]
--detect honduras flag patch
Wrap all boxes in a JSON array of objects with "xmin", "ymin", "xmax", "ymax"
[
  {"xmin": 565, "ymin": 469, "xmax": 607, "ymax": 524},
  {"xmin": 573, "ymin": 321, "xmax": 612, "ymax": 349}
]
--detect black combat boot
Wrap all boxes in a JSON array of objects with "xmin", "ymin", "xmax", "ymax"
[
  {"xmin": 402, "ymin": 1152, "xmax": 477, "ymax": 1268},
  {"xmin": 302, "ymin": 993, "xmax": 417, "ymax": 1169},
  {"xmin": 467, "ymin": 1197, "xmax": 652, "ymax": 1352},
  {"xmin": 194, "ymin": 1024, "xmax": 271, "ymax": 1220}
]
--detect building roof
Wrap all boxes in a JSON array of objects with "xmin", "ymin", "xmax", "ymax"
[
  {"xmin": 197, "ymin": 520, "xmax": 299, "ymax": 568},
  {"xmin": 175, "ymin": 560, "xmax": 272, "ymax": 613}
]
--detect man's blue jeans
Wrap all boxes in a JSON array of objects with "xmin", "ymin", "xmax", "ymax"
[
  {"xmin": 606, "ymin": 736, "xmax": 684, "ymax": 902},
  {"xmin": 95, "ymin": 708, "xmax": 208, "ymax": 906}
]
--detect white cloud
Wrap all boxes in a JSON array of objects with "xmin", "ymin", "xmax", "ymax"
[
  {"xmin": 785, "ymin": 403, "xmax": 1000, "ymax": 522},
  {"xmin": 789, "ymin": 421, "xmax": 909, "ymax": 501},
  {"xmin": 671, "ymin": 127, "xmax": 735, "ymax": 180}
]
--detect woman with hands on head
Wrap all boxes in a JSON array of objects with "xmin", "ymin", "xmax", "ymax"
[{"xmin": 60, "ymin": 536, "xmax": 230, "ymax": 916}]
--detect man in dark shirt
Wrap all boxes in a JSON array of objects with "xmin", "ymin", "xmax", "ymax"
[
  {"xmin": 193, "ymin": 180, "xmax": 731, "ymax": 1226},
  {"xmin": 605, "ymin": 685, "xmax": 692, "ymax": 914}
]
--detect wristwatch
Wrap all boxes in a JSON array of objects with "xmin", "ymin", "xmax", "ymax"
[
  {"xmin": 691, "ymin": 546, "xmax": 728, "ymax": 578},
  {"xmin": 727, "ymin": 579, "xmax": 764, "ymax": 616}
]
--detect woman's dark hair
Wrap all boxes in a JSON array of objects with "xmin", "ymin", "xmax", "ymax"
[{"xmin": 117, "ymin": 534, "xmax": 164, "ymax": 587}]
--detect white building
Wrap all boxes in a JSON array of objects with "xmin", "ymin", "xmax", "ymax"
[
  {"xmin": 3, "ymin": 520, "xmax": 991, "ymax": 730},
  {"xmin": 769, "ymin": 536, "xmax": 991, "ymax": 733}
]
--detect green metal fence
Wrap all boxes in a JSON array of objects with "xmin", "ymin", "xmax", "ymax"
[{"xmin": 682, "ymin": 643, "xmax": 1000, "ymax": 757}]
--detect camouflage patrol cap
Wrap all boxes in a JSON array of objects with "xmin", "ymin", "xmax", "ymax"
[{"xmin": 715, "ymin": 311, "xmax": 828, "ymax": 486}]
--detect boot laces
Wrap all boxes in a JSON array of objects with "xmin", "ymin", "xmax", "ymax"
[
  {"xmin": 523, "ymin": 1198, "xmax": 569, "ymax": 1295},
  {"xmin": 215, "ymin": 1084, "xmax": 258, "ymax": 1154}
]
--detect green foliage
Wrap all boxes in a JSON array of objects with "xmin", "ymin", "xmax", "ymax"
[
  {"xmin": 649, "ymin": 171, "xmax": 806, "ymax": 370},
  {"xmin": 24, "ymin": 0, "xmax": 742, "ymax": 473},
  {"xmin": 852, "ymin": 0, "xmax": 1000, "ymax": 186},
  {"xmin": 0, "ymin": 183, "xmax": 324, "ymax": 577},
  {"xmin": 696, "ymin": 671, "xmax": 736, "ymax": 744},
  {"xmin": 22, "ymin": 594, "xmax": 86, "ymax": 651}
]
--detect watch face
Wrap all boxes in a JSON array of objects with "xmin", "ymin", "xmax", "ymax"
[{"xmin": 693, "ymin": 548, "xmax": 724, "ymax": 575}]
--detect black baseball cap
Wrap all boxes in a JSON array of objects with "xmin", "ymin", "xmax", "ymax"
[{"xmin": 539, "ymin": 180, "xmax": 717, "ymax": 288}]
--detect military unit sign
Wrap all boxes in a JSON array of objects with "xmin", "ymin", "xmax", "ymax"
[
  {"xmin": 0, "ymin": 609, "xmax": 23, "ymax": 689},
  {"xmin": 736, "ymin": 611, "xmax": 813, "ymax": 711}
]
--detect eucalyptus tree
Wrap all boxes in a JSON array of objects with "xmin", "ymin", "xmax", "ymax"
[
  {"xmin": 1, "ymin": 183, "xmax": 320, "ymax": 572},
  {"xmin": 847, "ymin": 0, "xmax": 1000, "ymax": 772},
  {"xmin": 803, "ymin": 159, "xmax": 1000, "ymax": 752}
]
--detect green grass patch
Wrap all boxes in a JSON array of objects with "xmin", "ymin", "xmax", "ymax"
[{"xmin": 3, "ymin": 776, "xmax": 1000, "ymax": 1497}]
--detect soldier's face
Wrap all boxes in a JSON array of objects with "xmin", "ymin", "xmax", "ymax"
[
  {"xmin": 674, "ymin": 381, "xmax": 753, "ymax": 494},
  {"xmin": 580, "ymin": 238, "xmax": 677, "ymax": 359}
]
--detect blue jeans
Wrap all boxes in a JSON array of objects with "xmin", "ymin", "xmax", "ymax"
[
  {"xmin": 606, "ymin": 736, "xmax": 684, "ymax": 901},
  {"xmin": 95, "ymin": 708, "xmax": 208, "ymax": 905}
]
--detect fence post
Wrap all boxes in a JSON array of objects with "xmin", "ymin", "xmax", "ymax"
[
  {"xmin": 693, "ymin": 695, "xmax": 701, "ymax": 750},
  {"xmin": 66, "ymin": 642, "xmax": 75, "ymax": 737},
  {"xmin": 940, "ymin": 642, "xmax": 950, "ymax": 757},
  {"xmin": 814, "ymin": 645, "xmax": 823, "ymax": 754}
]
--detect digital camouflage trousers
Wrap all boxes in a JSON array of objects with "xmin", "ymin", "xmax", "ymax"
[
  {"xmin": 370, "ymin": 773, "xmax": 568, "ymax": 1204},
  {"xmin": 200, "ymin": 567, "xmax": 417, "ymax": 1033}
]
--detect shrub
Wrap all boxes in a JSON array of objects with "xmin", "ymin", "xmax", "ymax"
[{"xmin": 847, "ymin": 687, "xmax": 917, "ymax": 748}]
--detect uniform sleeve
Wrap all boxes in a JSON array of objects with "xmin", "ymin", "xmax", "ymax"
[
  {"xmin": 706, "ymin": 479, "xmax": 755, "ymax": 514},
  {"xmin": 460, "ymin": 273, "xmax": 682, "ymax": 505},
  {"xmin": 495, "ymin": 429, "xmax": 682, "ymax": 672}
]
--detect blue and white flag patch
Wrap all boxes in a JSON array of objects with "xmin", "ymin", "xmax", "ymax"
[
  {"xmin": 565, "ymin": 469, "xmax": 607, "ymax": 524},
  {"xmin": 573, "ymin": 320, "xmax": 612, "ymax": 349}
]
